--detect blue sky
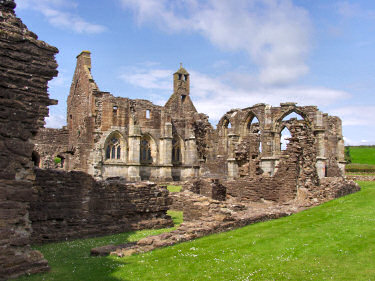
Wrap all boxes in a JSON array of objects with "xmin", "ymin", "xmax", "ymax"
[{"xmin": 15, "ymin": 0, "xmax": 375, "ymax": 145}]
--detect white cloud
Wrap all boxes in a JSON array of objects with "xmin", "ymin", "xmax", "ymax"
[
  {"xmin": 45, "ymin": 114, "xmax": 66, "ymax": 128},
  {"xmin": 343, "ymin": 136, "xmax": 375, "ymax": 146},
  {"xmin": 335, "ymin": 1, "xmax": 375, "ymax": 20},
  {"xmin": 119, "ymin": 66, "xmax": 350, "ymax": 125},
  {"xmin": 16, "ymin": 0, "xmax": 106, "ymax": 34},
  {"xmin": 48, "ymin": 73, "xmax": 68, "ymax": 87},
  {"xmin": 120, "ymin": 0, "xmax": 312, "ymax": 85},
  {"xmin": 119, "ymin": 67, "xmax": 171, "ymax": 90},
  {"xmin": 329, "ymin": 106, "xmax": 375, "ymax": 126}
]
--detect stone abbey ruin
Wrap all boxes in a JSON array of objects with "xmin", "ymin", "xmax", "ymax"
[{"xmin": 0, "ymin": 1, "xmax": 360, "ymax": 279}]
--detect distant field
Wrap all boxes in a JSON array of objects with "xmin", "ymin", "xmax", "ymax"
[
  {"xmin": 17, "ymin": 182, "xmax": 375, "ymax": 281},
  {"xmin": 345, "ymin": 146, "xmax": 375, "ymax": 173},
  {"xmin": 346, "ymin": 146, "xmax": 375, "ymax": 165}
]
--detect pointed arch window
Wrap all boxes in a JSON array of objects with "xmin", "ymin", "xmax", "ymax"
[
  {"xmin": 246, "ymin": 116, "xmax": 260, "ymax": 134},
  {"xmin": 172, "ymin": 136, "xmax": 182, "ymax": 164},
  {"xmin": 140, "ymin": 138, "xmax": 152, "ymax": 164},
  {"xmin": 105, "ymin": 137, "xmax": 121, "ymax": 160}
]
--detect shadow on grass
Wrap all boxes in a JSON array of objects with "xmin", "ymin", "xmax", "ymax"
[{"xmin": 17, "ymin": 211, "xmax": 183, "ymax": 281}]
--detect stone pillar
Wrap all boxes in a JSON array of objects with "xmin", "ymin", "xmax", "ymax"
[
  {"xmin": 185, "ymin": 131, "xmax": 198, "ymax": 166},
  {"xmin": 314, "ymin": 127, "xmax": 326, "ymax": 179},
  {"xmin": 227, "ymin": 158, "xmax": 238, "ymax": 179},
  {"xmin": 316, "ymin": 157, "xmax": 326, "ymax": 179},
  {"xmin": 128, "ymin": 120, "xmax": 141, "ymax": 181},
  {"xmin": 227, "ymin": 134, "xmax": 239, "ymax": 178},
  {"xmin": 260, "ymin": 157, "xmax": 278, "ymax": 176},
  {"xmin": 159, "ymin": 123, "xmax": 173, "ymax": 181}
]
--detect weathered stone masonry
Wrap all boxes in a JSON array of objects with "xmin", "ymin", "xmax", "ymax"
[
  {"xmin": 0, "ymin": 0, "xmax": 58, "ymax": 279},
  {"xmin": 30, "ymin": 169, "xmax": 173, "ymax": 244},
  {"xmin": 35, "ymin": 52, "xmax": 205, "ymax": 181},
  {"xmin": 35, "ymin": 53, "xmax": 345, "ymax": 185},
  {"xmin": 0, "ymin": 2, "xmax": 173, "ymax": 279}
]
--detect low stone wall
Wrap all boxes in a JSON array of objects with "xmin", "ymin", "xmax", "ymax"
[
  {"xmin": 30, "ymin": 169, "xmax": 173, "ymax": 244},
  {"xmin": 224, "ymin": 176, "xmax": 297, "ymax": 202},
  {"xmin": 346, "ymin": 175, "xmax": 375, "ymax": 182},
  {"xmin": 92, "ymin": 190, "xmax": 295, "ymax": 257},
  {"xmin": 296, "ymin": 177, "xmax": 360, "ymax": 206},
  {"xmin": 92, "ymin": 177, "xmax": 361, "ymax": 258},
  {"xmin": 0, "ymin": 180, "xmax": 49, "ymax": 279},
  {"xmin": 184, "ymin": 179, "xmax": 226, "ymax": 201}
]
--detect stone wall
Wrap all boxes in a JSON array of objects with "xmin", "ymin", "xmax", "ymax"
[
  {"xmin": 223, "ymin": 121, "xmax": 319, "ymax": 203},
  {"xmin": 184, "ymin": 178, "xmax": 226, "ymax": 201},
  {"xmin": 32, "ymin": 128, "xmax": 70, "ymax": 169},
  {"xmin": 30, "ymin": 169, "xmax": 173, "ymax": 244},
  {"xmin": 0, "ymin": 0, "xmax": 58, "ymax": 279}
]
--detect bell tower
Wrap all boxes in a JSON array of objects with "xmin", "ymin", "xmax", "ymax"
[
  {"xmin": 165, "ymin": 63, "xmax": 197, "ymax": 114},
  {"xmin": 173, "ymin": 63, "xmax": 190, "ymax": 97}
]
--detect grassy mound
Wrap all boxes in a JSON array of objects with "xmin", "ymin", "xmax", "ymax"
[{"xmin": 18, "ymin": 182, "xmax": 374, "ymax": 281}]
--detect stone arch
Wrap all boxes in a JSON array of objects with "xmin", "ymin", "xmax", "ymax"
[
  {"xmin": 218, "ymin": 116, "xmax": 232, "ymax": 153},
  {"xmin": 104, "ymin": 131, "xmax": 127, "ymax": 162},
  {"xmin": 172, "ymin": 134, "xmax": 184, "ymax": 165},
  {"xmin": 140, "ymin": 133, "xmax": 158, "ymax": 164},
  {"xmin": 242, "ymin": 111, "xmax": 262, "ymax": 136},
  {"xmin": 218, "ymin": 116, "xmax": 232, "ymax": 137},
  {"xmin": 273, "ymin": 108, "xmax": 309, "ymax": 155},
  {"xmin": 274, "ymin": 108, "xmax": 308, "ymax": 132}
]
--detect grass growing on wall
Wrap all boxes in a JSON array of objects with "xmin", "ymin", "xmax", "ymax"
[{"xmin": 18, "ymin": 182, "xmax": 375, "ymax": 281}]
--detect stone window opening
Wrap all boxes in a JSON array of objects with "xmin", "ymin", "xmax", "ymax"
[
  {"xmin": 246, "ymin": 116, "xmax": 260, "ymax": 134},
  {"xmin": 113, "ymin": 105, "xmax": 118, "ymax": 117},
  {"xmin": 105, "ymin": 137, "xmax": 121, "ymax": 160},
  {"xmin": 178, "ymin": 74, "xmax": 182, "ymax": 80},
  {"xmin": 56, "ymin": 154, "xmax": 65, "ymax": 168},
  {"xmin": 140, "ymin": 139, "xmax": 152, "ymax": 164},
  {"xmin": 146, "ymin": 109, "xmax": 150, "ymax": 119},
  {"xmin": 172, "ymin": 136, "xmax": 182, "ymax": 164},
  {"xmin": 181, "ymin": 95, "xmax": 186, "ymax": 103},
  {"xmin": 32, "ymin": 151, "xmax": 40, "ymax": 167},
  {"xmin": 184, "ymin": 74, "xmax": 188, "ymax": 81},
  {"xmin": 280, "ymin": 127, "xmax": 291, "ymax": 151}
]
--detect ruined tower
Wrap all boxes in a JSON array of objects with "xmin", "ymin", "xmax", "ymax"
[{"xmin": 165, "ymin": 64, "xmax": 197, "ymax": 115}]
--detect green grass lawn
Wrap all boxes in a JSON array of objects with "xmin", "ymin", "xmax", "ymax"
[
  {"xmin": 346, "ymin": 146, "xmax": 375, "ymax": 165},
  {"xmin": 345, "ymin": 146, "xmax": 375, "ymax": 173},
  {"xmin": 18, "ymin": 182, "xmax": 375, "ymax": 281}
]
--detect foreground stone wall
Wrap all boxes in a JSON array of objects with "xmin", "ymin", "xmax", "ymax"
[
  {"xmin": 30, "ymin": 169, "xmax": 173, "ymax": 244},
  {"xmin": 0, "ymin": 1, "xmax": 58, "ymax": 279}
]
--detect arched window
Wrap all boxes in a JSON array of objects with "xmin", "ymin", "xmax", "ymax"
[
  {"xmin": 172, "ymin": 136, "xmax": 182, "ymax": 164},
  {"xmin": 222, "ymin": 118, "xmax": 231, "ymax": 136},
  {"xmin": 140, "ymin": 138, "xmax": 152, "ymax": 164},
  {"xmin": 105, "ymin": 137, "xmax": 121, "ymax": 160},
  {"xmin": 247, "ymin": 116, "xmax": 260, "ymax": 134},
  {"xmin": 280, "ymin": 127, "xmax": 291, "ymax": 151}
]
